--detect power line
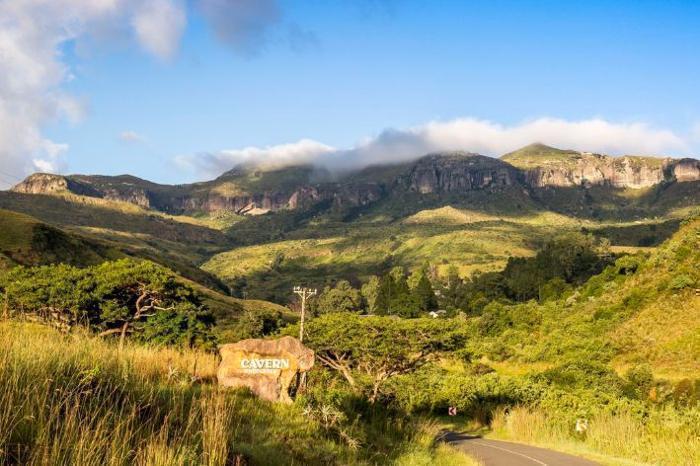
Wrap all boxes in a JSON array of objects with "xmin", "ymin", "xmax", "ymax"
[
  {"xmin": 0, "ymin": 173, "xmax": 19, "ymax": 187},
  {"xmin": 0, "ymin": 167, "xmax": 24, "ymax": 181}
]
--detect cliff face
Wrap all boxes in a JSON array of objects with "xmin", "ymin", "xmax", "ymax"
[
  {"xmin": 521, "ymin": 155, "xmax": 668, "ymax": 189},
  {"xmin": 12, "ymin": 173, "xmax": 102, "ymax": 198},
  {"xmin": 503, "ymin": 144, "xmax": 700, "ymax": 189},
  {"xmin": 673, "ymin": 159, "xmax": 700, "ymax": 182},
  {"xmin": 10, "ymin": 146, "xmax": 700, "ymax": 217},
  {"xmin": 404, "ymin": 153, "xmax": 518, "ymax": 193}
]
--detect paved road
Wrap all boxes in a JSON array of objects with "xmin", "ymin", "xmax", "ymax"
[{"xmin": 444, "ymin": 433, "xmax": 600, "ymax": 466}]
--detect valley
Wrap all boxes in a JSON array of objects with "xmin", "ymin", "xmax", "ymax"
[{"xmin": 1, "ymin": 143, "xmax": 699, "ymax": 465}]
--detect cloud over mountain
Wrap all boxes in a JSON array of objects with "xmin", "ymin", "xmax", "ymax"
[{"xmin": 178, "ymin": 117, "xmax": 691, "ymax": 178}]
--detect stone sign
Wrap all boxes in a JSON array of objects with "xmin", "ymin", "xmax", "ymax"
[{"xmin": 217, "ymin": 336, "xmax": 314, "ymax": 403}]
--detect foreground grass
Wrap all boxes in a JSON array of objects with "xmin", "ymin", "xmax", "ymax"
[
  {"xmin": 0, "ymin": 322, "xmax": 470, "ymax": 465},
  {"xmin": 486, "ymin": 407, "xmax": 700, "ymax": 466}
]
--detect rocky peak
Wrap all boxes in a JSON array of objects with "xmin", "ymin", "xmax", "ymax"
[
  {"xmin": 11, "ymin": 173, "xmax": 102, "ymax": 197},
  {"xmin": 404, "ymin": 152, "xmax": 519, "ymax": 194}
]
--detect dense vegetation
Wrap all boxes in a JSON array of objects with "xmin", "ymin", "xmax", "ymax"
[{"xmin": 0, "ymin": 259, "xmax": 216, "ymax": 350}]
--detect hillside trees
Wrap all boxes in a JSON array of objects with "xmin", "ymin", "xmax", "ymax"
[
  {"xmin": 0, "ymin": 258, "xmax": 215, "ymax": 349},
  {"xmin": 299, "ymin": 313, "xmax": 466, "ymax": 402},
  {"xmin": 315, "ymin": 280, "xmax": 363, "ymax": 314},
  {"xmin": 438, "ymin": 233, "xmax": 613, "ymax": 313},
  {"xmin": 360, "ymin": 276, "xmax": 380, "ymax": 314}
]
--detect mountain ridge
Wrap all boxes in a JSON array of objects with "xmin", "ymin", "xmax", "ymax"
[{"xmin": 9, "ymin": 144, "xmax": 700, "ymax": 218}]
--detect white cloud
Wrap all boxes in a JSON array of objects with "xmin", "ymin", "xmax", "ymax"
[
  {"xmin": 179, "ymin": 117, "xmax": 692, "ymax": 178},
  {"xmin": 119, "ymin": 130, "xmax": 146, "ymax": 143},
  {"xmin": 0, "ymin": 0, "xmax": 189, "ymax": 188},
  {"xmin": 334, "ymin": 118, "xmax": 688, "ymax": 169},
  {"xmin": 176, "ymin": 139, "xmax": 335, "ymax": 178},
  {"xmin": 131, "ymin": 0, "xmax": 186, "ymax": 60}
]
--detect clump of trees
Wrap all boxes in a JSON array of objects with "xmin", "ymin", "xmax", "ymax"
[
  {"xmin": 309, "ymin": 233, "xmax": 610, "ymax": 318},
  {"xmin": 311, "ymin": 266, "xmax": 438, "ymax": 318},
  {"xmin": 439, "ymin": 233, "xmax": 612, "ymax": 314},
  {"xmin": 0, "ymin": 258, "xmax": 215, "ymax": 349}
]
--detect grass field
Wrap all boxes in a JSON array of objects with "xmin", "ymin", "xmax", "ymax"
[{"xmin": 0, "ymin": 321, "xmax": 475, "ymax": 466}]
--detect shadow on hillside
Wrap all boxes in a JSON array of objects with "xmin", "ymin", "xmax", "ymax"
[{"xmin": 0, "ymin": 192, "xmax": 229, "ymax": 247}]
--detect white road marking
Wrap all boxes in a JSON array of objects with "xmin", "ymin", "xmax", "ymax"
[{"xmin": 470, "ymin": 440, "xmax": 548, "ymax": 466}]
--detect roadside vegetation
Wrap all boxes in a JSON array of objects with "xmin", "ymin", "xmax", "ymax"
[{"xmin": 0, "ymin": 322, "xmax": 475, "ymax": 465}]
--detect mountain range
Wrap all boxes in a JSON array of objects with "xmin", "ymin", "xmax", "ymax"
[
  {"xmin": 2, "ymin": 143, "xmax": 699, "ymax": 302},
  {"xmin": 11, "ymin": 144, "xmax": 700, "ymax": 217}
]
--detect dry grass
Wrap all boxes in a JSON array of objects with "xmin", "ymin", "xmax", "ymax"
[
  {"xmin": 489, "ymin": 406, "xmax": 700, "ymax": 466},
  {"xmin": 0, "ymin": 321, "xmax": 472, "ymax": 465}
]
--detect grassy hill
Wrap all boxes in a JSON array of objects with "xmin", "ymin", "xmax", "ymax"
[
  {"xmin": 501, "ymin": 142, "xmax": 583, "ymax": 168},
  {"xmin": 203, "ymin": 202, "xmax": 681, "ymax": 302},
  {"xmin": 0, "ymin": 209, "xmax": 121, "ymax": 269},
  {"xmin": 0, "ymin": 192, "xmax": 233, "ymax": 291},
  {"xmin": 469, "ymin": 215, "xmax": 700, "ymax": 378}
]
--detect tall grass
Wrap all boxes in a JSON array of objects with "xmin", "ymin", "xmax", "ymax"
[
  {"xmin": 489, "ymin": 406, "xmax": 700, "ymax": 466},
  {"xmin": 0, "ymin": 321, "xmax": 471, "ymax": 465}
]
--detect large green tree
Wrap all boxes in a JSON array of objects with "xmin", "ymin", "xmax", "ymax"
[
  {"xmin": 411, "ymin": 271, "xmax": 438, "ymax": 312},
  {"xmin": 0, "ymin": 259, "xmax": 215, "ymax": 349},
  {"xmin": 299, "ymin": 313, "xmax": 466, "ymax": 402},
  {"xmin": 360, "ymin": 276, "xmax": 381, "ymax": 314}
]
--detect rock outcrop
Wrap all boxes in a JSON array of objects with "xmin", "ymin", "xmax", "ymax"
[
  {"xmin": 503, "ymin": 144, "xmax": 700, "ymax": 189},
  {"xmin": 218, "ymin": 336, "xmax": 314, "ymax": 403},
  {"xmin": 673, "ymin": 159, "xmax": 700, "ymax": 182},
  {"xmin": 12, "ymin": 173, "xmax": 102, "ymax": 198},
  {"xmin": 404, "ymin": 153, "xmax": 518, "ymax": 194}
]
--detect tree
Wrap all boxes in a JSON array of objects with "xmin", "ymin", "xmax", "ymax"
[
  {"xmin": 374, "ymin": 274, "xmax": 394, "ymax": 315},
  {"xmin": 389, "ymin": 274, "xmax": 419, "ymax": 317},
  {"xmin": 0, "ymin": 259, "xmax": 216, "ymax": 350},
  {"xmin": 315, "ymin": 280, "xmax": 363, "ymax": 314},
  {"xmin": 94, "ymin": 259, "xmax": 213, "ymax": 351},
  {"xmin": 361, "ymin": 276, "xmax": 381, "ymax": 314},
  {"xmin": 298, "ymin": 313, "xmax": 466, "ymax": 402},
  {"xmin": 0, "ymin": 264, "xmax": 98, "ymax": 331},
  {"xmin": 412, "ymin": 272, "xmax": 438, "ymax": 312}
]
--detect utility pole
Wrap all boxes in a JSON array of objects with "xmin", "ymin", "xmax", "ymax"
[
  {"xmin": 293, "ymin": 286, "xmax": 317, "ymax": 343},
  {"xmin": 292, "ymin": 286, "xmax": 316, "ymax": 395}
]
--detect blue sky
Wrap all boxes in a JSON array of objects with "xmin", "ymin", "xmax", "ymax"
[{"xmin": 2, "ymin": 0, "xmax": 700, "ymax": 187}]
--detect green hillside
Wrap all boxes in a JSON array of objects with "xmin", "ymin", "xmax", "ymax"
[
  {"xmin": 501, "ymin": 142, "xmax": 582, "ymax": 168},
  {"xmin": 203, "ymin": 202, "xmax": 679, "ymax": 302},
  {"xmin": 0, "ymin": 192, "xmax": 233, "ymax": 290},
  {"xmin": 0, "ymin": 209, "xmax": 120, "ymax": 269},
  {"xmin": 470, "ymin": 215, "xmax": 700, "ymax": 378}
]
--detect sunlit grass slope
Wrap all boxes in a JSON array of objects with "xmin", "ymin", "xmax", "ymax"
[
  {"xmin": 0, "ymin": 193, "xmax": 233, "ymax": 291},
  {"xmin": 202, "ymin": 204, "xmax": 684, "ymax": 302},
  {"xmin": 0, "ymin": 321, "xmax": 475, "ymax": 466},
  {"xmin": 472, "ymin": 216, "xmax": 700, "ymax": 378}
]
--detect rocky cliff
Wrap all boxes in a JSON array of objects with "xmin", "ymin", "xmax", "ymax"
[
  {"xmin": 502, "ymin": 143, "xmax": 699, "ymax": 189},
  {"xmin": 10, "ymin": 144, "xmax": 700, "ymax": 217},
  {"xmin": 402, "ymin": 153, "xmax": 518, "ymax": 193}
]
